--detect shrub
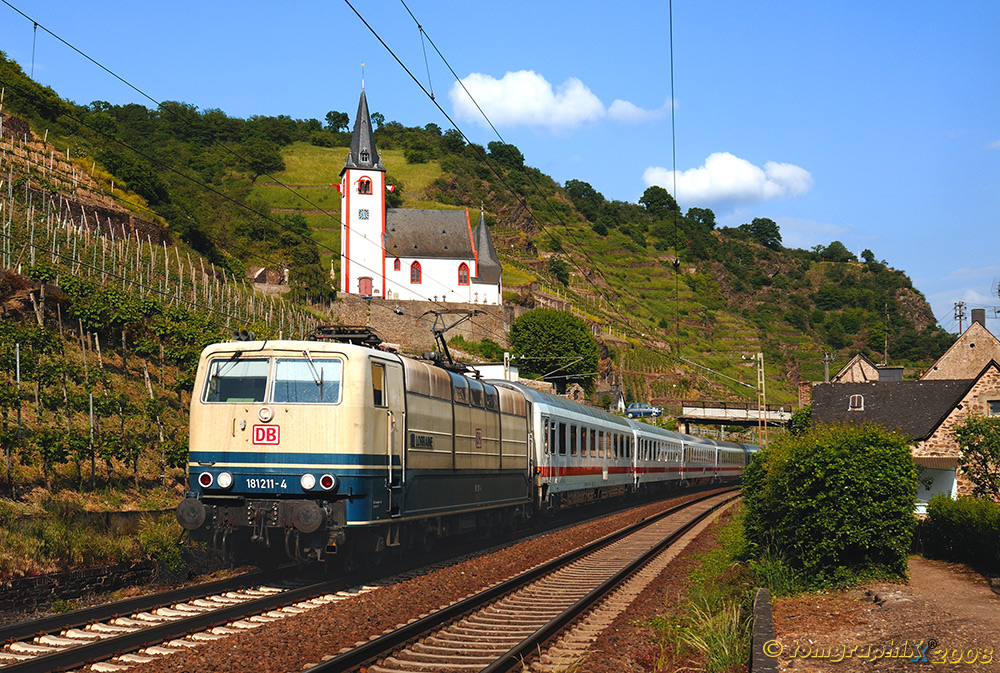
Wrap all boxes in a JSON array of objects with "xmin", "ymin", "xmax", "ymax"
[
  {"xmin": 921, "ymin": 495, "xmax": 1000, "ymax": 572},
  {"xmin": 742, "ymin": 423, "xmax": 916, "ymax": 586}
]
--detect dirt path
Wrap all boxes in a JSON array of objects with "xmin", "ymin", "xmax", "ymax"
[{"xmin": 772, "ymin": 557, "xmax": 1000, "ymax": 671}]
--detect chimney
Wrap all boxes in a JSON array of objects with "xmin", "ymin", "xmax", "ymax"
[{"xmin": 972, "ymin": 308, "xmax": 986, "ymax": 329}]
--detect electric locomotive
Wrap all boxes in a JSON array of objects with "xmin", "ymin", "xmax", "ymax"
[{"xmin": 176, "ymin": 335, "xmax": 756, "ymax": 567}]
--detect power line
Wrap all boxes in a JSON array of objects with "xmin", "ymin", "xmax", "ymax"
[{"xmin": 349, "ymin": 0, "xmax": 643, "ymax": 335}]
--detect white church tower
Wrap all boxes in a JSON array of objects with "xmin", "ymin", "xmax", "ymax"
[{"xmin": 339, "ymin": 89, "xmax": 386, "ymax": 297}]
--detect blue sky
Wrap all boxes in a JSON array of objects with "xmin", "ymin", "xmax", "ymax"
[{"xmin": 3, "ymin": 1, "xmax": 998, "ymax": 332}]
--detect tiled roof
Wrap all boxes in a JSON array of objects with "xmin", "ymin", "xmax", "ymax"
[{"xmin": 811, "ymin": 379, "xmax": 974, "ymax": 440}]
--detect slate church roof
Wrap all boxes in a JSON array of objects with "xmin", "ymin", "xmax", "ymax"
[
  {"xmin": 385, "ymin": 209, "xmax": 474, "ymax": 259},
  {"xmin": 472, "ymin": 212, "xmax": 502, "ymax": 285},
  {"xmin": 343, "ymin": 89, "xmax": 383, "ymax": 172}
]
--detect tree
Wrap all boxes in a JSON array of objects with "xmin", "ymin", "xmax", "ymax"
[
  {"xmin": 324, "ymin": 111, "xmax": 349, "ymax": 132},
  {"xmin": 441, "ymin": 128, "xmax": 465, "ymax": 154},
  {"xmin": 564, "ymin": 179, "xmax": 605, "ymax": 222},
  {"xmin": 487, "ymin": 141, "xmax": 524, "ymax": 170},
  {"xmin": 952, "ymin": 416, "xmax": 1000, "ymax": 499},
  {"xmin": 820, "ymin": 240, "xmax": 857, "ymax": 263},
  {"xmin": 509, "ymin": 309, "xmax": 600, "ymax": 393},
  {"xmin": 547, "ymin": 256, "xmax": 570, "ymax": 286},
  {"xmin": 371, "ymin": 112, "xmax": 385, "ymax": 130},
  {"xmin": 738, "ymin": 217, "xmax": 782, "ymax": 250},
  {"xmin": 686, "ymin": 207, "xmax": 716, "ymax": 231},
  {"xmin": 639, "ymin": 185, "xmax": 678, "ymax": 219}
]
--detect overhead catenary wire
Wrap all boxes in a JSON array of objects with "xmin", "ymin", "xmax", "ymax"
[
  {"xmin": 349, "ymin": 0, "xmax": 644, "ymax": 336},
  {"xmin": 0, "ymin": 3, "xmax": 519, "ymax": 341}
]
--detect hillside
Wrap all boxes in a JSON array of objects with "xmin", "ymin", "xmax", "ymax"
[{"xmin": 0, "ymin": 50, "xmax": 954, "ymax": 413}]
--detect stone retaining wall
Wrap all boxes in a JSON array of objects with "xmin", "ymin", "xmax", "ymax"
[{"xmin": 0, "ymin": 560, "xmax": 159, "ymax": 611}]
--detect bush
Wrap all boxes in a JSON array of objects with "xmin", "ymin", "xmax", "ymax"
[
  {"xmin": 921, "ymin": 495, "xmax": 1000, "ymax": 572},
  {"xmin": 742, "ymin": 423, "xmax": 916, "ymax": 586}
]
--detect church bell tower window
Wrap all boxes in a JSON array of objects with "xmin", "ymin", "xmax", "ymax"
[
  {"xmin": 360, "ymin": 149, "xmax": 370, "ymax": 163},
  {"xmin": 358, "ymin": 177, "xmax": 372, "ymax": 194}
]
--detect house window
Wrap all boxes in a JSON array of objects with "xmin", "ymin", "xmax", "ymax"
[
  {"xmin": 393, "ymin": 258, "xmax": 401, "ymax": 271},
  {"xmin": 358, "ymin": 177, "xmax": 372, "ymax": 194},
  {"xmin": 848, "ymin": 394, "xmax": 864, "ymax": 411},
  {"xmin": 410, "ymin": 261, "xmax": 422, "ymax": 284},
  {"xmin": 989, "ymin": 400, "xmax": 1000, "ymax": 417},
  {"xmin": 458, "ymin": 263, "xmax": 470, "ymax": 286}
]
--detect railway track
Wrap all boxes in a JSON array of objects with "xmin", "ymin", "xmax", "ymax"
[
  {"xmin": 0, "ymin": 489, "xmax": 730, "ymax": 672},
  {"xmin": 303, "ymin": 489, "xmax": 737, "ymax": 673},
  {"xmin": 0, "ymin": 571, "xmax": 358, "ymax": 673}
]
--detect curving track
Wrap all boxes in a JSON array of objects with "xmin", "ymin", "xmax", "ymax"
[{"xmin": 304, "ymin": 489, "xmax": 737, "ymax": 673}]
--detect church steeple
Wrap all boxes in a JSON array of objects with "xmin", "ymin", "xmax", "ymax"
[{"xmin": 343, "ymin": 89, "xmax": 383, "ymax": 173}]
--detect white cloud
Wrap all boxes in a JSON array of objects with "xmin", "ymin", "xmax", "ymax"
[
  {"xmin": 643, "ymin": 152, "xmax": 813, "ymax": 209},
  {"xmin": 449, "ymin": 70, "xmax": 662, "ymax": 131},
  {"xmin": 988, "ymin": 140, "xmax": 1000, "ymax": 150}
]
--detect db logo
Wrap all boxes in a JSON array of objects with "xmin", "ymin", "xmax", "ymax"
[{"xmin": 252, "ymin": 424, "xmax": 280, "ymax": 445}]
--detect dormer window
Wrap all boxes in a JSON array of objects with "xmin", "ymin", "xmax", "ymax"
[
  {"xmin": 358, "ymin": 177, "xmax": 372, "ymax": 194},
  {"xmin": 360, "ymin": 149, "xmax": 370, "ymax": 163},
  {"xmin": 848, "ymin": 394, "xmax": 864, "ymax": 411}
]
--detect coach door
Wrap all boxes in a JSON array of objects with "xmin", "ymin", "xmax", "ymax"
[{"xmin": 372, "ymin": 359, "xmax": 405, "ymax": 516}]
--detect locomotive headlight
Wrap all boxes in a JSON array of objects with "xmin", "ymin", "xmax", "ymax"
[
  {"xmin": 319, "ymin": 474, "xmax": 338, "ymax": 491},
  {"xmin": 300, "ymin": 473, "xmax": 316, "ymax": 491},
  {"xmin": 217, "ymin": 472, "xmax": 234, "ymax": 489},
  {"xmin": 198, "ymin": 472, "xmax": 214, "ymax": 488}
]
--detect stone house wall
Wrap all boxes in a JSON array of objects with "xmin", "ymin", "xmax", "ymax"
[
  {"xmin": 916, "ymin": 364, "xmax": 1000, "ymax": 497},
  {"xmin": 921, "ymin": 322, "xmax": 1000, "ymax": 380}
]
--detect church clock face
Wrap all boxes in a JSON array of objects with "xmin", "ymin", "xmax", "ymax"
[{"xmin": 358, "ymin": 208, "xmax": 370, "ymax": 220}]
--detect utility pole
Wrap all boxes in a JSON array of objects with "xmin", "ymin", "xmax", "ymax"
[
  {"xmin": 955, "ymin": 301, "xmax": 967, "ymax": 333},
  {"xmin": 756, "ymin": 352, "xmax": 768, "ymax": 447}
]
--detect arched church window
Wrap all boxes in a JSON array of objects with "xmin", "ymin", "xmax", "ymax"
[
  {"xmin": 358, "ymin": 177, "xmax": 372, "ymax": 194},
  {"xmin": 360, "ymin": 149, "xmax": 370, "ymax": 163},
  {"xmin": 458, "ymin": 263, "xmax": 470, "ymax": 286},
  {"xmin": 410, "ymin": 261, "xmax": 422, "ymax": 284},
  {"xmin": 393, "ymin": 258, "xmax": 401, "ymax": 271}
]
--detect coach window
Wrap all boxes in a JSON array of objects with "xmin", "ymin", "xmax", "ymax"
[
  {"xmin": 589, "ymin": 429, "xmax": 597, "ymax": 457},
  {"xmin": 569, "ymin": 425, "xmax": 578, "ymax": 455},
  {"xmin": 468, "ymin": 378, "xmax": 484, "ymax": 408},
  {"xmin": 558, "ymin": 423, "xmax": 567, "ymax": 455},
  {"xmin": 597, "ymin": 430, "xmax": 605, "ymax": 457},
  {"xmin": 550, "ymin": 420, "xmax": 557, "ymax": 454},
  {"xmin": 450, "ymin": 372, "xmax": 469, "ymax": 405},
  {"xmin": 371, "ymin": 362, "xmax": 386, "ymax": 407},
  {"xmin": 613, "ymin": 434, "xmax": 619, "ymax": 459}
]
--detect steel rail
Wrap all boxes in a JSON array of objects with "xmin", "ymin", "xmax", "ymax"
[
  {"xmin": 483, "ymin": 492, "xmax": 737, "ymax": 673},
  {"xmin": 302, "ymin": 488, "xmax": 737, "ymax": 673},
  {"xmin": 1, "ymin": 577, "xmax": 339, "ymax": 673},
  {"xmin": 0, "ymin": 570, "xmax": 267, "ymax": 644}
]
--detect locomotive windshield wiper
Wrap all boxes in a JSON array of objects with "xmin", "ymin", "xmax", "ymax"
[{"xmin": 302, "ymin": 349, "xmax": 324, "ymax": 387}]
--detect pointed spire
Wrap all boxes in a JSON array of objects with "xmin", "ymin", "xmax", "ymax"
[
  {"xmin": 472, "ymin": 211, "xmax": 502, "ymax": 285},
  {"xmin": 344, "ymin": 89, "xmax": 383, "ymax": 172}
]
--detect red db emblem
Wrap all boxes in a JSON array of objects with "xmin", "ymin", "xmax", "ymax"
[{"xmin": 252, "ymin": 424, "xmax": 280, "ymax": 445}]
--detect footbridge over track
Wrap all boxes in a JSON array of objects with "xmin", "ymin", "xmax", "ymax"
[{"xmin": 677, "ymin": 400, "xmax": 792, "ymax": 435}]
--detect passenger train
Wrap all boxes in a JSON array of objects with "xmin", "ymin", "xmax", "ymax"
[{"xmin": 175, "ymin": 336, "xmax": 756, "ymax": 567}]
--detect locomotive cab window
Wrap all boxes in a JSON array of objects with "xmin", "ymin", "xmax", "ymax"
[
  {"xmin": 204, "ymin": 358, "xmax": 269, "ymax": 403},
  {"xmin": 372, "ymin": 362, "xmax": 387, "ymax": 407},
  {"xmin": 273, "ymin": 358, "xmax": 343, "ymax": 403}
]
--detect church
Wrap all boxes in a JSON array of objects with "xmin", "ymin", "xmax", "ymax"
[{"xmin": 337, "ymin": 89, "xmax": 503, "ymax": 304}]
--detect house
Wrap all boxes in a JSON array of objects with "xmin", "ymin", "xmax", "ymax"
[
  {"xmin": 813, "ymin": 360, "xmax": 1000, "ymax": 511},
  {"xmin": 919, "ymin": 313, "xmax": 1000, "ymax": 380},
  {"xmin": 337, "ymin": 89, "xmax": 503, "ymax": 304}
]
